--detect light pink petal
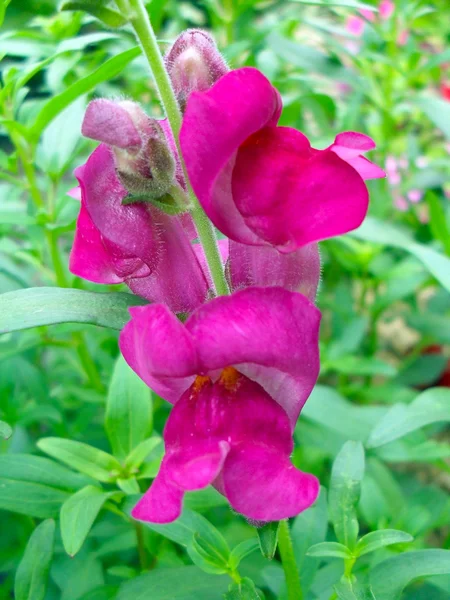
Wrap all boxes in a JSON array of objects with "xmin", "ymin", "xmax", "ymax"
[
  {"xmin": 165, "ymin": 441, "xmax": 230, "ymax": 490},
  {"xmin": 359, "ymin": 8, "xmax": 376, "ymax": 22},
  {"xmin": 186, "ymin": 287, "xmax": 321, "ymax": 424},
  {"xmin": 232, "ymin": 127, "xmax": 370, "ymax": 250},
  {"xmin": 379, "ymin": 0, "xmax": 394, "ymax": 20},
  {"xmin": 222, "ymin": 444, "xmax": 320, "ymax": 521},
  {"xmin": 132, "ymin": 459, "xmax": 184, "ymax": 523},
  {"xmin": 82, "ymin": 99, "xmax": 141, "ymax": 148},
  {"xmin": 330, "ymin": 132, "xmax": 385, "ymax": 181},
  {"xmin": 181, "ymin": 67, "xmax": 281, "ymax": 244},
  {"xmin": 119, "ymin": 304, "xmax": 198, "ymax": 403},
  {"xmin": 228, "ymin": 241, "xmax": 320, "ymax": 301},
  {"xmin": 346, "ymin": 16, "xmax": 365, "ymax": 36},
  {"xmin": 69, "ymin": 203, "xmax": 124, "ymax": 284},
  {"xmin": 67, "ymin": 186, "xmax": 82, "ymax": 200},
  {"xmin": 342, "ymin": 155, "xmax": 386, "ymax": 180}
]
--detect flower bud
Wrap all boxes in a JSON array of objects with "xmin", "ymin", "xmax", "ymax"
[
  {"xmin": 82, "ymin": 99, "xmax": 176, "ymax": 201},
  {"xmin": 165, "ymin": 29, "xmax": 228, "ymax": 111}
]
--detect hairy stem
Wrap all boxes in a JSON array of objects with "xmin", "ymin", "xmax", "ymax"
[
  {"xmin": 124, "ymin": 0, "xmax": 230, "ymax": 296},
  {"xmin": 278, "ymin": 520, "xmax": 303, "ymax": 600}
]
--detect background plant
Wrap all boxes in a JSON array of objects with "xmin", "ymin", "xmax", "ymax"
[{"xmin": 0, "ymin": 0, "xmax": 450, "ymax": 599}]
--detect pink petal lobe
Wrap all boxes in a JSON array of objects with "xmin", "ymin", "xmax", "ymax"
[
  {"xmin": 223, "ymin": 444, "xmax": 320, "ymax": 521},
  {"xmin": 131, "ymin": 460, "xmax": 184, "ymax": 524},
  {"xmin": 69, "ymin": 203, "xmax": 124, "ymax": 284},
  {"xmin": 186, "ymin": 287, "xmax": 321, "ymax": 424},
  {"xmin": 233, "ymin": 126, "xmax": 370, "ymax": 249},
  {"xmin": 119, "ymin": 304, "xmax": 198, "ymax": 403},
  {"xmin": 229, "ymin": 241, "xmax": 320, "ymax": 301},
  {"xmin": 181, "ymin": 67, "xmax": 281, "ymax": 243},
  {"xmin": 165, "ymin": 441, "xmax": 230, "ymax": 490}
]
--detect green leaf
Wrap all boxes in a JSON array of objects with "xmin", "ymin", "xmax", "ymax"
[
  {"xmin": 117, "ymin": 566, "xmax": 229, "ymax": 600},
  {"xmin": 427, "ymin": 192, "xmax": 450, "ymax": 256},
  {"xmin": 307, "ymin": 541, "xmax": 352, "ymax": 559},
  {"xmin": 367, "ymin": 388, "xmax": 450, "ymax": 448},
  {"xmin": 292, "ymin": 487, "xmax": 328, "ymax": 595},
  {"xmin": 290, "ymin": 0, "xmax": 377, "ymax": 9},
  {"xmin": 0, "ymin": 419, "xmax": 12, "ymax": 439},
  {"xmin": 60, "ymin": 485, "xmax": 121, "ymax": 556},
  {"xmin": 0, "ymin": 453, "xmax": 94, "ymax": 490},
  {"xmin": 228, "ymin": 539, "xmax": 259, "ymax": 571},
  {"xmin": 355, "ymin": 529, "xmax": 413, "ymax": 557},
  {"xmin": 105, "ymin": 355, "xmax": 153, "ymax": 461},
  {"xmin": 224, "ymin": 578, "xmax": 261, "ymax": 600},
  {"xmin": 116, "ymin": 476, "xmax": 140, "ymax": 494},
  {"xmin": 370, "ymin": 550, "xmax": 450, "ymax": 600},
  {"xmin": 14, "ymin": 519, "xmax": 55, "ymax": 600},
  {"xmin": 406, "ymin": 312, "xmax": 450, "ymax": 345},
  {"xmin": 415, "ymin": 96, "xmax": 450, "ymax": 140},
  {"xmin": 124, "ymin": 436, "xmax": 162, "ymax": 473},
  {"xmin": 37, "ymin": 438, "xmax": 122, "ymax": 482},
  {"xmin": 0, "ymin": 478, "xmax": 68, "ymax": 518},
  {"xmin": 0, "ymin": 287, "xmax": 147, "ymax": 333},
  {"xmin": 329, "ymin": 441, "xmax": 365, "ymax": 549},
  {"xmin": 334, "ymin": 579, "xmax": 375, "ymax": 600},
  {"xmin": 190, "ymin": 531, "xmax": 230, "ymax": 575},
  {"xmin": 256, "ymin": 521, "xmax": 280, "ymax": 559},
  {"xmin": 29, "ymin": 47, "xmax": 141, "ymax": 140},
  {"xmin": 351, "ymin": 217, "xmax": 450, "ymax": 292},
  {"xmin": 59, "ymin": 1, "xmax": 128, "ymax": 27}
]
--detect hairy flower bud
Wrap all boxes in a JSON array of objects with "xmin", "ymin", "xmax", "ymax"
[
  {"xmin": 165, "ymin": 29, "xmax": 228, "ymax": 111},
  {"xmin": 82, "ymin": 99, "xmax": 176, "ymax": 202}
]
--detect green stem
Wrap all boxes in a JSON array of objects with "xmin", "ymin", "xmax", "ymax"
[
  {"xmin": 124, "ymin": 0, "xmax": 230, "ymax": 296},
  {"xmin": 135, "ymin": 522, "xmax": 148, "ymax": 570},
  {"xmin": 278, "ymin": 520, "xmax": 303, "ymax": 600}
]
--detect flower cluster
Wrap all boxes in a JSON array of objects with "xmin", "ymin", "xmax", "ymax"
[{"xmin": 69, "ymin": 30, "xmax": 383, "ymax": 523}]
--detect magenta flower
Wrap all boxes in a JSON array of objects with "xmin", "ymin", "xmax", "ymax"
[
  {"xmin": 69, "ymin": 143, "xmax": 209, "ymax": 313},
  {"xmin": 180, "ymin": 67, "xmax": 384, "ymax": 253},
  {"xmin": 119, "ymin": 287, "xmax": 321, "ymax": 523}
]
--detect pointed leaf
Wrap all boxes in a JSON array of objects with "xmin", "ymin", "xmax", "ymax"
[
  {"xmin": 257, "ymin": 521, "xmax": 280, "ymax": 559},
  {"xmin": 37, "ymin": 437, "xmax": 122, "ymax": 482},
  {"xmin": 355, "ymin": 529, "xmax": 413, "ymax": 557},
  {"xmin": 60, "ymin": 1, "xmax": 128, "ymax": 27},
  {"xmin": 14, "ymin": 519, "xmax": 55, "ymax": 600},
  {"xmin": 370, "ymin": 550, "xmax": 450, "ymax": 600},
  {"xmin": 225, "ymin": 578, "xmax": 261, "ymax": 600},
  {"xmin": 105, "ymin": 354, "xmax": 153, "ymax": 461},
  {"xmin": 307, "ymin": 541, "xmax": 352, "ymax": 559},
  {"xmin": 228, "ymin": 539, "xmax": 259, "ymax": 571},
  {"xmin": 0, "ymin": 287, "xmax": 147, "ymax": 333},
  {"xmin": 60, "ymin": 485, "xmax": 122, "ymax": 556}
]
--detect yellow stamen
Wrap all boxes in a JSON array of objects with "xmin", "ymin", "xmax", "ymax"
[
  {"xmin": 192, "ymin": 374, "xmax": 211, "ymax": 393},
  {"xmin": 218, "ymin": 366, "xmax": 241, "ymax": 391}
]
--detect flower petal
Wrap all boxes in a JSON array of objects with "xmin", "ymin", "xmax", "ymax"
[
  {"xmin": 223, "ymin": 444, "xmax": 319, "ymax": 521},
  {"xmin": 181, "ymin": 67, "xmax": 281, "ymax": 243},
  {"xmin": 82, "ymin": 99, "xmax": 141, "ymax": 149},
  {"xmin": 233, "ymin": 127, "xmax": 370, "ymax": 249},
  {"xmin": 119, "ymin": 304, "xmax": 198, "ymax": 403},
  {"xmin": 132, "ymin": 459, "xmax": 184, "ymax": 524},
  {"xmin": 69, "ymin": 202, "xmax": 124, "ymax": 284},
  {"xmin": 228, "ymin": 241, "xmax": 320, "ymax": 301},
  {"xmin": 186, "ymin": 287, "xmax": 321, "ymax": 424},
  {"xmin": 77, "ymin": 144, "xmax": 159, "ymax": 268},
  {"xmin": 330, "ymin": 131, "xmax": 385, "ymax": 181},
  {"xmin": 165, "ymin": 441, "xmax": 230, "ymax": 490}
]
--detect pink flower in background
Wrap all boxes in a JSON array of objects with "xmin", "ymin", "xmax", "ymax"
[
  {"xmin": 407, "ymin": 189, "xmax": 423, "ymax": 204},
  {"xmin": 379, "ymin": 0, "xmax": 394, "ymax": 20},
  {"xmin": 346, "ymin": 16, "xmax": 365, "ymax": 37},
  {"xmin": 120, "ymin": 287, "xmax": 321, "ymax": 523},
  {"xmin": 69, "ymin": 144, "xmax": 209, "ymax": 313},
  {"xmin": 181, "ymin": 67, "xmax": 384, "ymax": 254}
]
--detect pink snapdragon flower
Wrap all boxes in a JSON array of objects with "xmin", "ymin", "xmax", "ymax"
[
  {"xmin": 69, "ymin": 144, "xmax": 209, "ymax": 313},
  {"xmin": 120, "ymin": 287, "xmax": 321, "ymax": 523},
  {"xmin": 180, "ymin": 67, "xmax": 384, "ymax": 253}
]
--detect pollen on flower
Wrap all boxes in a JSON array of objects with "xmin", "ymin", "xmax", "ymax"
[
  {"xmin": 192, "ymin": 374, "xmax": 211, "ymax": 395},
  {"xmin": 218, "ymin": 366, "xmax": 241, "ymax": 391}
]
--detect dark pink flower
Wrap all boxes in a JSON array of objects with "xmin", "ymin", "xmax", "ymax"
[
  {"xmin": 119, "ymin": 287, "xmax": 321, "ymax": 522},
  {"xmin": 180, "ymin": 67, "xmax": 384, "ymax": 253},
  {"xmin": 69, "ymin": 144, "xmax": 209, "ymax": 313}
]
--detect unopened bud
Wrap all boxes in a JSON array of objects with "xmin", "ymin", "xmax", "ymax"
[
  {"xmin": 82, "ymin": 100, "xmax": 176, "ymax": 201},
  {"xmin": 165, "ymin": 29, "xmax": 228, "ymax": 111}
]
